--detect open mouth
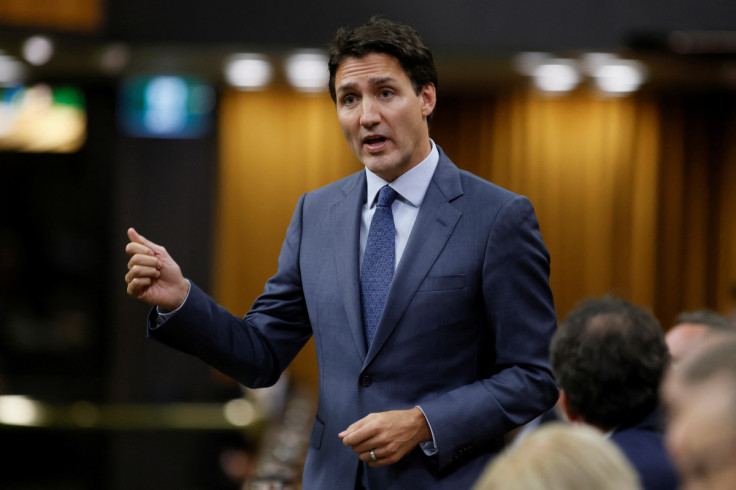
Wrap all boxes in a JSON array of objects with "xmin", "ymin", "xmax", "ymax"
[{"xmin": 363, "ymin": 136, "xmax": 387, "ymax": 150}]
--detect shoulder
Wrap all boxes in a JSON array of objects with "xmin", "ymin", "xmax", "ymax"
[
  {"xmin": 435, "ymin": 145, "xmax": 527, "ymax": 210},
  {"xmin": 610, "ymin": 428, "xmax": 678, "ymax": 488},
  {"xmin": 311, "ymin": 170, "xmax": 363, "ymax": 196},
  {"xmin": 611, "ymin": 424, "xmax": 666, "ymax": 457},
  {"xmin": 453, "ymin": 169, "xmax": 536, "ymax": 229},
  {"xmin": 298, "ymin": 169, "xmax": 364, "ymax": 208},
  {"xmin": 458, "ymin": 168, "xmax": 519, "ymax": 202}
]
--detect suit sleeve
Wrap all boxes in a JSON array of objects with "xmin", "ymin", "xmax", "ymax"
[
  {"xmin": 147, "ymin": 194, "xmax": 313, "ymax": 389},
  {"xmin": 419, "ymin": 195, "xmax": 558, "ymax": 469}
]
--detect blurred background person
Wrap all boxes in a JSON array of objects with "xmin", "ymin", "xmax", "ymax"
[
  {"xmin": 472, "ymin": 422, "xmax": 642, "ymax": 490},
  {"xmin": 550, "ymin": 296, "xmax": 677, "ymax": 490},
  {"xmin": 666, "ymin": 309, "xmax": 734, "ymax": 366},
  {"xmin": 662, "ymin": 336, "xmax": 736, "ymax": 490}
]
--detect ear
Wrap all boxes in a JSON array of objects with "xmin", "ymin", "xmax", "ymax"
[
  {"xmin": 559, "ymin": 390, "xmax": 582, "ymax": 423},
  {"xmin": 419, "ymin": 83, "xmax": 436, "ymax": 118}
]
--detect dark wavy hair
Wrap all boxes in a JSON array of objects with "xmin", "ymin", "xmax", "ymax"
[
  {"xmin": 327, "ymin": 16, "xmax": 438, "ymax": 119},
  {"xmin": 550, "ymin": 296, "xmax": 670, "ymax": 430}
]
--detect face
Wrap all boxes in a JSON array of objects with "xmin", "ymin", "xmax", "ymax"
[
  {"xmin": 663, "ymin": 371, "xmax": 736, "ymax": 490},
  {"xmin": 334, "ymin": 52, "xmax": 436, "ymax": 182}
]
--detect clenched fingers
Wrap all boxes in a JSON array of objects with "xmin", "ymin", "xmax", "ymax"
[
  {"xmin": 127, "ymin": 252, "xmax": 160, "ymax": 271},
  {"xmin": 125, "ymin": 240, "xmax": 153, "ymax": 257}
]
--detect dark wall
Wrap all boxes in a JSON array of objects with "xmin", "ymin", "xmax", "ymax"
[
  {"xmin": 0, "ymin": 82, "xmax": 219, "ymax": 402},
  {"xmin": 105, "ymin": 83, "xmax": 228, "ymax": 489},
  {"xmin": 0, "ymin": 79, "xmax": 228, "ymax": 489},
  {"xmin": 105, "ymin": 0, "xmax": 736, "ymax": 53},
  {"xmin": 107, "ymin": 91, "xmax": 219, "ymax": 405}
]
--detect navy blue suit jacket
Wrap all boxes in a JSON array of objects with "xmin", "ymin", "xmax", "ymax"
[
  {"xmin": 611, "ymin": 410, "xmax": 679, "ymax": 490},
  {"xmin": 149, "ymin": 147, "xmax": 558, "ymax": 489}
]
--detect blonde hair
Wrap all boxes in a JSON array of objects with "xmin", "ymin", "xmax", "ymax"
[{"xmin": 473, "ymin": 423, "xmax": 642, "ymax": 490}]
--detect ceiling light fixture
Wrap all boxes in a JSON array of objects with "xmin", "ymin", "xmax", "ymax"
[
  {"xmin": 591, "ymin": 59, "xmax": 647, "ymax": 95},
  {"xmin": 22, "ymin": 35, "xmax": 54, "ymax": 66},
  {"xmin": 284, "ymin": 50, "xmax": 329, "ymax": 92},
  {"xmin": 223, "ymin": 53, "xmax": 273, "ymax": 91},
  {"xmin": 531, "ymin": 59, "xmax": 580, "ymax": 93}
]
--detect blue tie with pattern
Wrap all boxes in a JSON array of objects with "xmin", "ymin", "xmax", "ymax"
[{"xmin": 361, "ymin": 185, "xmax": 398, "ymax": 346}]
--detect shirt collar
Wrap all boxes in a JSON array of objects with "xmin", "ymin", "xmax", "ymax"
[{"xmin": 365, "ymin": 140, "xmax": 439, "ymax": 208}]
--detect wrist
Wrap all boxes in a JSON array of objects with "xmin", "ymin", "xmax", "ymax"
[
  {"xmin": 412, "ymin": 407, "xmax": 431, "ymax": 442},
  {"xmin": 177, "ymin": 278, "xmax": 191, "ymax": 303},
  {"xmin": 161, "ymin": 279, "xmax": 190, "ymax": 312}
]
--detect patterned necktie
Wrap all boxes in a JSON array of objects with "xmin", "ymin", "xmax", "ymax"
[{"xmin": 361, "ymin": 185, "xmax": 398, "ymax": 346}]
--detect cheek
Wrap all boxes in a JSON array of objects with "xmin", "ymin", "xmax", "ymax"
[
  {"xmin": 337, "ymin": 117, "xmax": 356, "ymax": 141},
  {"xmin": 664, "ymin": 422, "xmax": 684, "ymax": 463},
  {"xmin": 665, "ymin": 412, "xmax": 697, "ymax": 468},
  {"xmin": 337, "ymin": 110, "xmax": 355, "ymax": 129}
]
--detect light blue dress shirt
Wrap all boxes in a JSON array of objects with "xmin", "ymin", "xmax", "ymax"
[{"xmin": 360, "ymin": 141, "xmax": 439, "ymax": 270}]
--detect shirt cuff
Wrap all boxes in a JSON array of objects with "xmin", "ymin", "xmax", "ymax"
[
  {"xmin": 152, "ymin": 279, "xmax": 191, "ymax": 329},
  {"xmin": 416, "ymin": 405, "xmax": 438, "ymax": 456}
]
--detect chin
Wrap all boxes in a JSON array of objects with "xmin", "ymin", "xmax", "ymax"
[{"xmin": 364, "ymin": 156, "xmax": 396, "ymax": 174}]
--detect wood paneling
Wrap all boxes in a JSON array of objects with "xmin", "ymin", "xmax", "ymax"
[{"xmin": 0, "ymin": 0, "xmax": 102, "ymax": 33}]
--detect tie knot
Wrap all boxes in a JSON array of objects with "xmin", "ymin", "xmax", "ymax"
[{"xmin": 377, "ymin": 185, "xmax": 398, "ymax": 208}]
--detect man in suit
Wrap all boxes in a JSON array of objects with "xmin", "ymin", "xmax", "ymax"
[
  {"xmin": 125, "ymin": 16, "xmax": 557, "ymax": 489},
  {"xmin": 550, "ymin": 296, "xmax": 678, "ymax": 490}
]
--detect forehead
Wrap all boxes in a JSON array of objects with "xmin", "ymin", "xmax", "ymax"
[
  {"xmin": 335, "ymin": 53, "xmax": 409, "ymax": 90},
  {"xmin": 666, "ymin": 323, "xmax": 708, "ymax": 363}
]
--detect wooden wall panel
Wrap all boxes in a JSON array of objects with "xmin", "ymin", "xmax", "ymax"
[{"xmin": 0, "ymin": 0, "xmax": 102, "ymax": 33}]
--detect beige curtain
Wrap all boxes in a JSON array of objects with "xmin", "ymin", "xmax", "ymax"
[
  {"xmin": 432, "ymin": 90, "xmax": 662, "ymax": 322},
  {"xmin": 216, "ymin": 86, "xmax": 736, "ymax": 389},
  {"xmin": 214, "ymin": 89, "xmax": 357, "ymax": 386},
  {"xmin": 434, "ymin": 90, "xmax": 736, "ymax": 326},
  {"xmin": 653, "ymin": 95, "xmax": 736, "ymax": 325}
]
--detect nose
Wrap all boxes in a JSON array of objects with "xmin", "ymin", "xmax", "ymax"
[{"xmin": 359, "ymin": 98, "xmax": 381, "ymax": 127}]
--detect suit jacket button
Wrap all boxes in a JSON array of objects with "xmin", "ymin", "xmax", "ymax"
[{"xmin": 360, "ymin": 374, "xmax": 372, "ymax": 387}]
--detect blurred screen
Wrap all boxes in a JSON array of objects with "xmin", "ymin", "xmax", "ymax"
[
  {"xmin": 0, "ymin": 84, "xmax": 87, "ymax": 153},
  {"xmin": 117, "ymin": 75, "xmax": 215, "ymax": 138}
]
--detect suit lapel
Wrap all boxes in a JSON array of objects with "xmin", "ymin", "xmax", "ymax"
[
  {"xmin": 365, "ymin": 152, "xmax": 464, "ymax": 365},
  {"xmin": 331, "ymin": 172, "xmax": 369, "ymax": 359}
]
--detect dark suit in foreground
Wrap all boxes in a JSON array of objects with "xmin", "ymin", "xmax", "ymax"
[{"xmin": 611, "ymin": 410, "xmax": 678, "ymax": 490}]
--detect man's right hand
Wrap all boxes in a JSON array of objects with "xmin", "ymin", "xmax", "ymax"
[{"xmin": 125, "ymin": 227, "xmax": 190, "ymax": 311}]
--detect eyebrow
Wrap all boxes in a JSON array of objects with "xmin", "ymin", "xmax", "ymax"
[{"xmin": 336, "ymin": 77, "xmax": 398, "ymax": 95}]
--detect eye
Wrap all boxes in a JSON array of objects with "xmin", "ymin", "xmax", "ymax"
[
  {"xmin": 342, "ymin": 94, "xmax": 357, "ymax": 106},
  {"xmin": 379, "ymin": 89, "xmax": 394, "ymax": 99}
]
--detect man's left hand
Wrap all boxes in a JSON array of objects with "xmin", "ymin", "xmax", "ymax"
[{"xmin": 338, "ymin": 407, "xmax": 431, "ymax": 467}]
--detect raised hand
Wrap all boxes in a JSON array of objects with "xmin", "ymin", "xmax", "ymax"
[{"xmin": 124, "ymin": 227, "xmax": 190, "ymax": 311}]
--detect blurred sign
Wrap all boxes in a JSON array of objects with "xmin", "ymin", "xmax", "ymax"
[
  {"xmin": 118, "ymin": 75, "xmax": 215, "ymax": 139},
  {"xmin": 0, "ymin": 84, "xmax": 86, "ymax": 153}
]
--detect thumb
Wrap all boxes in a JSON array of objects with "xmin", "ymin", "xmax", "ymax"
[{"xmin": 128, "ymin": 227, "xmax": 157, "ymax": 250}]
